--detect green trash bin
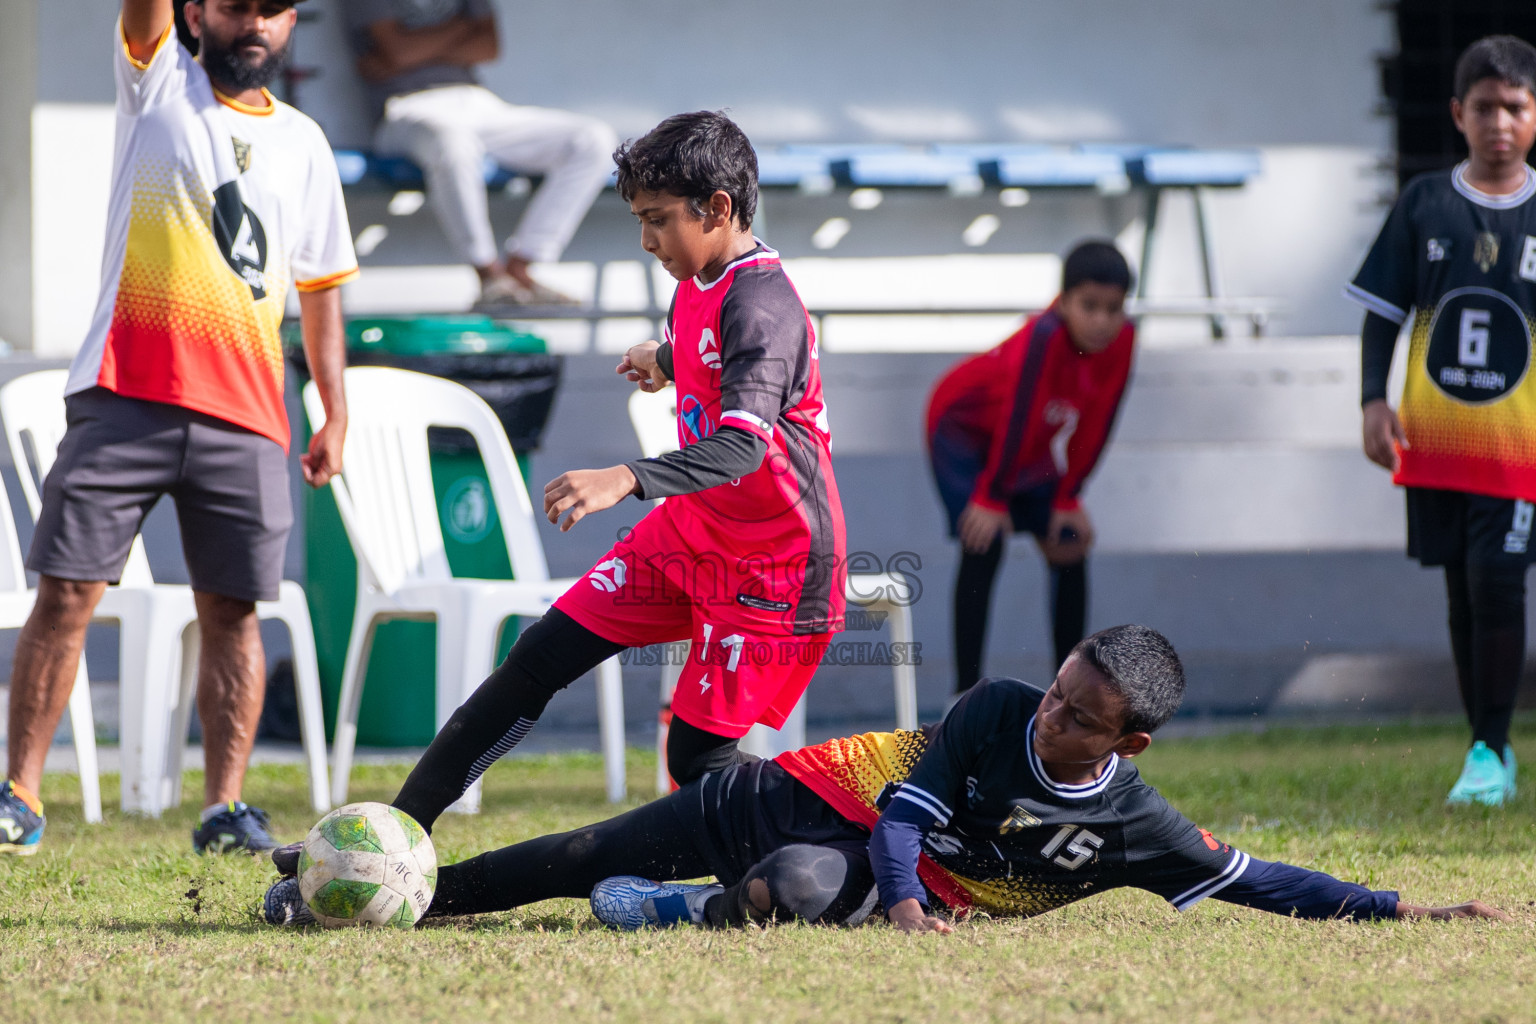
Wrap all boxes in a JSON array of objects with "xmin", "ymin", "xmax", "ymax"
[{"xmin": 287, "ymin": 316, "xmax": 562, "ymax": 746}]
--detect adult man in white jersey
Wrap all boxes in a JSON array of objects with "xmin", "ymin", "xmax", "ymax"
[{"xmin": 0, "ymin": 0, "xmax": 356, "ymax": 856}]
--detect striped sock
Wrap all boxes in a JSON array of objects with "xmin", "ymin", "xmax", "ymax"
[{"xmin": 462, "ymin": 717, "xmax": 538, "ymax": 793}]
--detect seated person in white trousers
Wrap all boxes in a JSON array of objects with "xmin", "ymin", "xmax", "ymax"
[{"xmin": 343, "ymin": 0, "xmax": 617, "ymax": 308}]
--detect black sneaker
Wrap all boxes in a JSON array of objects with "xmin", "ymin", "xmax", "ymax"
[
  {"xmin": 263, "ymin": 877, "xmax": 316, "ymax": 927},
  {"xmin": 192, "ymin": 802, "xmax": 280, "ymax": 855},
  {"xmin": 271, "ymin": 841, "xmax": 302, "ymax": 877}
]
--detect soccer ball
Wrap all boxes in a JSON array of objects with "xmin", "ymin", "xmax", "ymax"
[{"xmin": 297, "ymin": 802, "xmax": 437, "ymax": 928}]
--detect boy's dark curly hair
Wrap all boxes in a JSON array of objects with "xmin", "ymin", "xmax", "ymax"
[{"xmin": 614, "ymin": 111, "xmax": 758, "ymax": 229}]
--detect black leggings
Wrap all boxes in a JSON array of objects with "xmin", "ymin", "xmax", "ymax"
[
  {"xmin": 392, "ymin": 608, "xmax": 742, "ymax": 831},
  {"xmin": 1445, "ymin": 557, "xmax": 1527, "ymax": 751},
  {"xmin": 953, "ymin": 535, "xmax": 1086, "ymax": 693},
  {"xmin": 429, "ymin": 784, "xmax": 876, "ymax": 927}
]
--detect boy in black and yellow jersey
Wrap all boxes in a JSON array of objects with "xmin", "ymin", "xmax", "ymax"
[
  {"xmin": 1349, "ymin": 35, "xmax": 1536, "ymax": 806},
  {"xmin": 264, "ymin": 626, "xmax": 1505, "ymax": 931}
]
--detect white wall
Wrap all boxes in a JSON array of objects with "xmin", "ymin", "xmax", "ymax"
[
  {"xmin": 293, "ymin": 0, "xmax": 1393, "ymax": 151},
  {"xmin": 0, "ymin": 0, "xmax": 39, "ymax": 350},
  {"xmin": 3, "ymin": 0, "xmax": 1397, "ymax": 351},
  {"xmin": 31, "ymin": 105, "xmax": 117, "ymax": 357}
]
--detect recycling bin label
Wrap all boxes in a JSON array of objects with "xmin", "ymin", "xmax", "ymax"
[{"xmin": 443, "ymin": 475, "xmax": 496, "ymax": 544}]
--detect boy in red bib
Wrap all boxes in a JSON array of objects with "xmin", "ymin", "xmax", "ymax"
[
  {"xmin": 927, "ymin": 241, "xmax": 1134, "ymax": 693},
  {"xmin": 386, "ymin": 111, "xmax": 846, "ymax": 830}
]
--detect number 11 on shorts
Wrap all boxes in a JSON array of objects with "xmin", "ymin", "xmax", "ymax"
[{"xmin": 700, "ymin": 623, "xmax": 746, "ymax": 673}]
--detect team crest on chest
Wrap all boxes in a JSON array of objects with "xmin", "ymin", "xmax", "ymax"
[
  {"xmin": 699, "ymin": 327, "xmax": 721, "ymax": 370},
  {"xmin": 1474, "ymin": 232, "xmax": 1500, "ymax": 273},
  {"xmin": 678, "ymin": 393, "xmax": 716, "ymax": 443},
  {"xmin": 999, "ymin": 805, "xmax": 1043, "ymax": 834},
  {"xmin": 232, "ymin": 137, "xmax": 252, "ymax": 175}
]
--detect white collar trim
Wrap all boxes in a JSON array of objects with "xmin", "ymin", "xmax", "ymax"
[
  {"xmin": 692, "ymin": 239, "xmax": 778, "ymax": 290},
  {"xmin": 1026, "ymin": 715, "xmax": 1118, "ymax": 800},
  {"xmin": 1451, "ymin": 161, "xmax": 1536, "ymax": 209}
]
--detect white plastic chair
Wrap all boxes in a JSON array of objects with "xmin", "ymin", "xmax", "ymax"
[
  {"xmin": 626, "ymin": 388, "xmax": 919, "ymax": 790},
  {"xmin": 304, "ymin": 366, "xmax": 627, "ymax": 809},
  {"xmin": 0, "ymin": 370, "xmax": 331, "ymax": 816},
  {"xmin": 0, "ymin": 450, "xmax": 100, "ymax": 823}
]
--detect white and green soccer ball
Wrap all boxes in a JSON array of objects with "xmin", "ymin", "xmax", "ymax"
[{"xmin": 297, "ymin": 802, "xmax": 437, "ymax": 928}]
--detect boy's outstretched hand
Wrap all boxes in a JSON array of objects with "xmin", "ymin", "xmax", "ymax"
[
  {"xmin": 1396, "ymin": 900, "xmax": 1512, "ymax": 922},
  {"xmin": 1362, "ymin": 398, "xmax": 1408, "ymax": 473},
  {"xmin": 545, "ymin": 466, "xmax": 640, "ymax": 531},
  {"xmin": 618, "ymin": 340, "xmax": 670, "ymax": 393}
]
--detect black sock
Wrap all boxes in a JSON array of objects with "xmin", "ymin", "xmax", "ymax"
[
  {"xmin": 1445, "ymin": 563, "xmax": 1477, "ymax": 725},
  {"xmin": 1049, "ymin": 560, "xmax": 1087, "ymax": 671},
  {"xmin": 953, "ymin": 537, "xmax": 1004, "ymax": 694},
  {"xmin": 426, "ymin": 788, "xmax": 710, "ymax": 918},
  {"xmin": 391, "ymin": 609, "xmax": 624, "ymax": 831},
  {"xmin": 1464, "ymin": 559, "xmax": 1527, "ymax": 753}
]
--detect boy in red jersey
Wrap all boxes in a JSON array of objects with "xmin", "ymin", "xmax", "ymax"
[
  {"xmin": 927, "ymin": 241, "xmax": 1134, "ymax": 693},
  {"xmin": 378, "ymin": 111, "xmax": 846, "ymax": 832}
]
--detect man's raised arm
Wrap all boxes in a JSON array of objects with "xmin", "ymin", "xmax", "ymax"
[{"xmin": 122, "ymin": 0, "xmax": 173, "ymax": 63}]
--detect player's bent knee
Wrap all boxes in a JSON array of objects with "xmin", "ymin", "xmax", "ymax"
[{"xmin": 752, "ymin": 845, "xmax": 847, "ymax": 924}]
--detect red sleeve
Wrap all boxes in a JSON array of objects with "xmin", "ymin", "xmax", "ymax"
[
  {"xmin": 1051, "ymin": 324, "xmax": 1134, "ymax": 510},
  {"xmin": 971, "ymin": 316, "xmax": 1053, "ymax": 511}
]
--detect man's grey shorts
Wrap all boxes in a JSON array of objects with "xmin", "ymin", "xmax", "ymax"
[{"xmin": 27, "ymin": 387, "xmax": 292, "ymax": 602}]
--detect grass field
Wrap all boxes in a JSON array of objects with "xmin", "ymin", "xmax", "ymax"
[{"xmin": 3, "ymin": 719, "xmax": 1533, "ymax": 1023}]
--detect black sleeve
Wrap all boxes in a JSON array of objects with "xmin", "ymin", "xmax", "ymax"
[
  {"xmin": 889, "ymin": 682, "xmax": 1005, "ymax": 829},
  {"xmin": 868, "ymin": 685, "xmax": 1014, "ymax": 913},
  {"xmin": 655, "ymin": 341, "xmax": 675, "ymax": 380},
  {"xmin": 1123, "ymin": 798, "xmax": 1395, "ymax": 920},
  {"xmin": 1122, "ymin": 796, "xmax": 1251, "ymax": 911},
  {"xmin": 715, "ymin": 269, "xmax": 810, "ymax": 440},
  {"xmin": 1345, "ymin": 184, "xmax": 1418, "ymax": 325},
  {"xmin": 1360, "ymin": 311, "xmax": 1399, "ymax": 406},
  {"xmin": 626, "ymin": 425, "xmax": 767, "ymax": 500}
]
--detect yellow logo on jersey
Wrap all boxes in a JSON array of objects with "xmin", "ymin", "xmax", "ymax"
[
  {"xmin": 232, "ymin": 137, "xmax": 251, "ymax": 175},
  {"xmin": 999, "ymin": 806, "xmax": 1042, "ymax": 834},
  {"xmin": 1475, "ymin": 232, "xmax": 1500, "ymax": 273}
]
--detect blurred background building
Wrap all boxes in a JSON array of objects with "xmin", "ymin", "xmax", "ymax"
[{"xmin": 2, "ymin": 0, "xmax": 1534, "ymax": 748}]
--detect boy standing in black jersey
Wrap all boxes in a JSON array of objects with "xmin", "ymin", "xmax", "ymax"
[{"xmin": 1348, "ymin": 36, "xmax": 1536, "ymax": 806}]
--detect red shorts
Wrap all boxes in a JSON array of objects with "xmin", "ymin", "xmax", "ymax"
[{"xmin": 554, "ymin": 511, "xmax": 832, "ymax": 737}]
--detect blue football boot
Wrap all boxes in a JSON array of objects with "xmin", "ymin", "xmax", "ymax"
[
  {"xmin": 590, "ymin": 876, "xmax": 723, "ymax": 930},
  {"xmin": 263, "ymin": 877, "xmax": 316, "ymax": 927}
]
